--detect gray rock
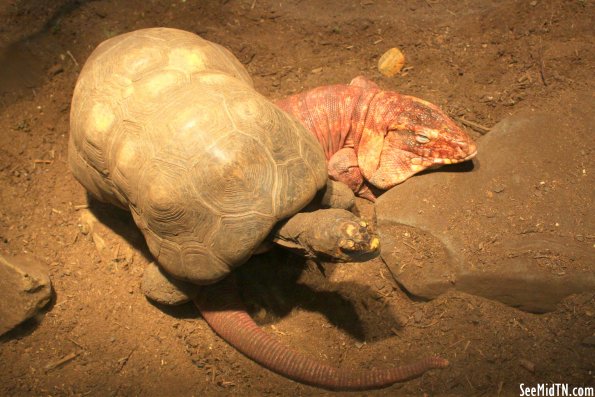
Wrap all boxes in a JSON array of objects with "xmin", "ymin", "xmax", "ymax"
[
  {"xmin": 0, "ymin": 254, "xmax": 52, "ymax": 335},
  {"xmin": 376, "ymin": 93, "xmax": 595, "ymax": 313},
  {"xmin": 141, "ymin": 261, "xmax": 199, "ymax": 305}
]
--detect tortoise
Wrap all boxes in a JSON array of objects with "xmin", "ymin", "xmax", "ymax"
[{"xmin": 69, "ymin": 27, "xmax": 447, "ymax": 390}]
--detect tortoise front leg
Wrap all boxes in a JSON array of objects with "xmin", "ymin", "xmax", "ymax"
[
  {"xmin": 141, "ymin": 206, "xmax": 379, "ymax": 305},
  {"xmin": 271, "ymin": 208, "xmax": 380, "ymax": 262},
  {"xmin": 307, "ymin": 178, "xmax": 355, "ymax": 211}
]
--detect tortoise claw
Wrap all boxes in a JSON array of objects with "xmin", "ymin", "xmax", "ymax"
[
  {"xmin": 337, "ymin": 220, "xmax": 380, "ymax": 260},
  {"xmin": 339, "ymin": 239, "xmax": 356, "ymax": 250}
]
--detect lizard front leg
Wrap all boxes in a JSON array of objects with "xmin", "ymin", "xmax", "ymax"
[{"xmin": 328, "ymin": 147, "xmax": 376, "ymax": 202}]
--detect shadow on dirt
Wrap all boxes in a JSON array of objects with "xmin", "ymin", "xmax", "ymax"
[
  {"xmin": 0, "ymin": 0, "xmax": 90, "ymax": 108},
  {"xmin": 86, "ymin": 194, "xmax": 404, "ymax": 343},
  {"xmin": 416, "ymin": 159, "xmax": 476, "ymax": 177},
  {"xmin": 237, "ymin": 250, "xmax": 405, "ymax": 342},
  {"xmin": 85, "ymin": 195, "xmax": 151, "ymax": 258},
  {"xmin": 0, "ymin": 316, "xmax": 44, "ymax": 342}
]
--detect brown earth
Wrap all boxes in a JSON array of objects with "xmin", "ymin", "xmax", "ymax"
[{"xmin": 0, "ymin": 0, "xmax": 594, "ymax": 396}]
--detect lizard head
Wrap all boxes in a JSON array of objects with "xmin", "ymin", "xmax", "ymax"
[{"xmin": 358, "ymin": 92, "xmax": 477, "ymax": 190}]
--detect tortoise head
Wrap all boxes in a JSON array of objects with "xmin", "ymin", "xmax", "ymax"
[{"xmin": 358, "ymin": 91, "xmax": 477, "ymax": 190}]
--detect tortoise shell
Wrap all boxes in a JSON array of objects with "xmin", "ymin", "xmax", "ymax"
[{"xmin": 69, "ymin": 28, "xmax": 327, "ymax": 284}]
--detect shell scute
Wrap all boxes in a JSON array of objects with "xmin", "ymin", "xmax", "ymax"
[{"xmin": 190, "ymin": 131, "xmax": 276, "ymax": 217}]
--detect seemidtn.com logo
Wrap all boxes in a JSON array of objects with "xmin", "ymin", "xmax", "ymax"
[{"xmin": 520, "ymin": 383, "xmax": 594, "ymax": 397}]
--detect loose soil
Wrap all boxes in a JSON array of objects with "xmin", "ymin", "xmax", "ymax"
[{"xmin": 0, "ymin": 1, "xmax": 593, "ymax": 396}]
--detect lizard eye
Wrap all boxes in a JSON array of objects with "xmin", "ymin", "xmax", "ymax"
[{"xmin": 415, "ymin": 134, "xmax": 430, "ymax": 144}]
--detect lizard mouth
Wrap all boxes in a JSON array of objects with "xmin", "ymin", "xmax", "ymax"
[
  {"xmin": 463, "ymin": 150, "xmax": 478, "ymax": 160},
  {"xmin": 410, "ymin": 150, "xmax": 477, "ymax": 168}
]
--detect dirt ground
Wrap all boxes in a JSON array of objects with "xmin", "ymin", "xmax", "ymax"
[{"xmin": 0, "ymin": 0, "xmax": 593, "ymax": 396}]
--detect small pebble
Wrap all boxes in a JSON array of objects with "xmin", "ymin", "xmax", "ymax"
[
  {"xmin": 492, "ymin": 185, "xmax": 505, "ymax": 193},
  {"xmin": 254, "ymin": 307, "xmax": 267, "ymax": 321},
  {"xmin": 519, "ymin": 358, "xmax": 535, "ymax": 373},
  {"xmin": 413, "ymin": 310, "xmax": 424, "ymax": 323},
  {"xmin": 378, "ymin": 47, "xmax": 405, "ymax": 77},
  {"xmin": 48, "ymin": 64, "xmax": 64, "ymax": 77}
]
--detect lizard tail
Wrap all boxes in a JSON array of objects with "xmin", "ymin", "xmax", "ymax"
[{"xmin": 194, "ymin": 277, "xmax": 448, "ymax": 391}]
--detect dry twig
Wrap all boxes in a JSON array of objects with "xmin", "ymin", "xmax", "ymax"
[
  {"xmin": 66, "ymin": 50, "xmax": 79, "ymax": 67},
  {"xmin": 456, "ymin": 116, "xmax": 491, "ymax": 134},
  {"xmin": 44, "ymin": 351, "xmax": 80, "ymax": 372}
]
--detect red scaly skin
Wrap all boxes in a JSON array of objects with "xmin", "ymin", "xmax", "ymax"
[
  {"xmin": 195, "ymin": 276, "xmax": 449, "ymax": 391},
  {"xmin": 275, "ymin": 76, "xmax": 478, "ymax": 201}
]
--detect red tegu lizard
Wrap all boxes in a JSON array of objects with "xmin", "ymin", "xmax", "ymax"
[
  {"xmin": 197, "ymin": 77, "xmax": 473, "ymax": 390},
  {"xmin": 275, "ymin": 76, "xmax": 477, "ymax": 201}
]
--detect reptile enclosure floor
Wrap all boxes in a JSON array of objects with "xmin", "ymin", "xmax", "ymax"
[{"xmin": 1, "ymin": 1, "xmax": 593, "ymax": 396}]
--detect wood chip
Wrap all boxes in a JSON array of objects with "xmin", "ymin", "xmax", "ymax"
[
  {"xmin": 519, "ymin": 358, "xmax": 536, "ymax": 373},
  {"xmin": 92, "ymin": 232, "xmax": 107, "ymax": 253},
  {"xmin": 66, "ymin": 50, "xmax": 79, "ymax": 67},
  {"xmin": 44, "ymin": 351, "xmax": 80, "ymax": 372},
  {"xmin": 455, "ymin": 116, "xmax": 491, "ymax": 134}
]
